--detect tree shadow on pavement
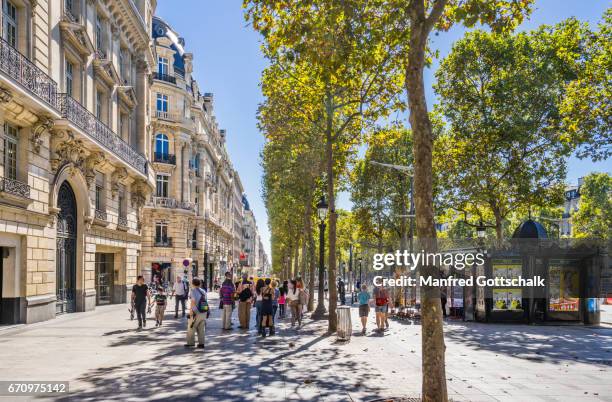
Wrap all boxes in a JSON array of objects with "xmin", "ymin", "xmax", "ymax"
[
  {"xmin": 444, "ymin": 321, "xmax": 612, "ymax": 367},
  {"xmin": 54, "ymin": 307, "xmax": 387, "ymax": 402}
]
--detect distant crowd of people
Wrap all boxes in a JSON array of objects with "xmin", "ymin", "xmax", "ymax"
[{"xmin": 130, "ymin": 272, "xmax": 394, "ymax": 350}]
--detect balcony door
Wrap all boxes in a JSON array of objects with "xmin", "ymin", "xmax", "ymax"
[{"xmin": 56, "ymin": 182, "xmax": 77, "ymax": 315}]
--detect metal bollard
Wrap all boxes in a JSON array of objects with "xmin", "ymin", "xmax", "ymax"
[{"xmin": 336, "ymin": 306, "xmax": 352, "ymax": 341}]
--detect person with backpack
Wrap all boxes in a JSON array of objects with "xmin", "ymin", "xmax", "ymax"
[
  {"xmin": 185, "ymin": 278, "xmax": 208, "ymax": 349},
  {"xmin": 373, "ymin": 285, "xmax": 389, "ymax": 333},
  {"xmin": 237, "ymin": 274, "xmax": 253, "ymax": 329},
  {"xmin": 219, "ymin": 272, "xmax": 235, "ymax": 330},
  {"xmin": 172, "ymin": 276, "xmax": 188, "ymax": 319}
]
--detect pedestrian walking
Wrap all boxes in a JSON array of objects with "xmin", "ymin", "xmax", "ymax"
[
  {"xmin": 272, "ymin": 280, "xmax": 280, "ymax": 322},
  {"xmin": 338, "ymin": 278, "xmax": 346, "ymax": 305},
  {"xmin": 441, "ymin": 288, "xmax": 448, "ymax": 318},
  {"xmin": 131, "ymin": 276, "xmax": 150, "ymax": 329},
  {"xmin": 373, "ymin": 285, "xmax": 389, "ymax": 333},
  {"xmin": 357, "ymin": 284, "xmax": 370, "ymax": 334},
  {"xmin": 151, "ymin": 286, "xmax": 167, "ymax": 327},
  {"xmin": 219, "ymin": 272, "xmax": 235, "ymax": 330},
  {"xmin": 237, "ymin": 274, "xmax": 253, "ymax": 329},
  {"xmin": 254, "ymin": 278, "xmax": 265, "ymax": 332},
  {"xmin": 260, "ymin": 278, "xmax": 275, "ymax": 337},
  {"xmin": 278, "ymin": 284, "xmax": 286, "ymax": 319},
  {"xmin": 185, "ymin": 278, "xmax": 208, "ymax": 349},
  {"xmin": 171, "ymin": 276, "xmax": 188, "ymax": 318},
  {"xmin": 286, "ymin": 280, "xmax": 302, "ymax": 327}
]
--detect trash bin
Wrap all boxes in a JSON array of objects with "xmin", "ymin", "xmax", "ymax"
[{"xmin": 337, "ymin": 306, "xmax": 352, "ymax": 341}]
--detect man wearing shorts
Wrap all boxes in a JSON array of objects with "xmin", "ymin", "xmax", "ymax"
[{"xmin": 357, "ymin": 284, "xmax": 370, "ymax": 334}]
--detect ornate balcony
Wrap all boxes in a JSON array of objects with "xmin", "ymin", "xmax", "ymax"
[
  {"xmin": 153, "ymin": 152, "xmax": 176, "ymax": 165},
  {"xmin": 179, "ymin": 201, "xmax": 195, "ymax": 212},
  {"xmin": 95, "ymin": 209, "xmax": 108, "ymax": 221},
  {"xmin": 154, "ymin": 237, "xmax": 173, "ymax": 247},
  {"xmin": 153, "ymin": 72, "xmax": 176, "ymax": 84},
  {"xmin": 58, "ymin": 94, "xmax": 146, "ymax": 175},
  {"xmin": 151, "ymin": 196, "xmax": 177, "ymax": 208},
  {"xmin": 118, "ymin": 215, "xmax": 128, "ymax": 229},
  {"xmin": 0, "ymin": 177, "xmax": 30, "ymax": 199},
  {"xmin": 0, "ymin": 36, "xmax": 59, "ymax": 109},
  {"xmin": 155, "ymin": 110, "xmax": 181, "ymax": 121}
]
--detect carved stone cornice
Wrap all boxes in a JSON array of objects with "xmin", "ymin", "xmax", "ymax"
[
  {"xmin": 0, "ymin": 87, "xmax": 13, "ymax": 103},
  {"xmin": 31, "ymin": 115, "xmax": 54, "ymax": 154}
]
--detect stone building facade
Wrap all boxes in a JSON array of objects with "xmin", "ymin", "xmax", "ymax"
[
  {"xmin": 0, "ymin": 0, "xmax": 156, "ymax": 325},
  {"xmin": 141, "ymin": 17, "xmax": 241, "ymax": 290}
]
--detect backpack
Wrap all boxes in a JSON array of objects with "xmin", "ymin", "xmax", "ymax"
[
  {"xmin": 298, "ymin": 289, "xmax": 309, "ymax": 305},
  {"xmin": 239, "ymin": 284, "xmax": 253, "ymax": 302},
  {"xmin": 196, "ymin": 289, "xmax": 209, "ymax": 313}
]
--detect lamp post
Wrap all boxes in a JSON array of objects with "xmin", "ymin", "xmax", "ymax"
[
  {"xmin": 476, "ymin": 220, "xmax": 486, "ymax": 240},
  {"xmin": 312, "ymin": 195, "xmax": 328, "ymax": 319},
  {"xmin": 358, "ymin": 257, "xmax": 363, "ymax": 285}
]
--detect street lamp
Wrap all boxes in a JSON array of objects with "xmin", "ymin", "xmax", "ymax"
[
  {"xmin": 476, "ymin": 220, "xmax": 486, "ymax": 239},
  {"xmin": 313, "ymin": 195, "xmax": 328, "ymax": 319}
]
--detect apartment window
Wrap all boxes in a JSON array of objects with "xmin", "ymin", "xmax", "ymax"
[
  {"xmin": 116, "ymin": 185, "xmax": 125, "ymax": 216},
  {"xmin": 155, "ymin": 133, "xmax": 168, "ymax": 156},
  {"xmin": 95, "ymin": 184, "xmax": 103, "ymax": 211},
  {"xmin": 157, "ymin": 57, "xmax": 168, "ymax": 76},
  {"xmin": 3, "ymin": 0, "xmax": 17, "ymax": 48},
  {"xmin": 155, "ymin": 222, "xmax": 168, "ymax": 242},
  {"xmin": 65, "ymin": 61, "xmax": 74, "ymax": 97},
  {"xmin": 96, "ymin": 90, "xmax": 103, "ymax": 120},
  {"xmin": 156, "ymin": 174, "xmax": 168, "ymax": 198},
  {"xmin": 2, "ymin": 123, "xmax": 18, "ymax": 180},
  {"xmin": 156, "ymin": 93, "xmax": 168, "ymax": 112},
  {"xmin": 119, "ymin": 50, "xmax": 125, "ymax": 80},
  {"xmin": 95, "ymin": 15, "xmax": 103, "ymax": 52}
]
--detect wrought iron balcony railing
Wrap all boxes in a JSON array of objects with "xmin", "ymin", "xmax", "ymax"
[
  {"xmin": 153, "ymin": 72, "xmax": 176, "ymax": 84},
  {"xmin": 0, "ymin": 36, "xmax": 59, "ymax": 109},
  {"xmin": 152, "ymin": 196, "xmax": 177, "ymax": 208},
  {"xmin": 0, "ymin": 177, "xmax": 30, "ymax": 198},
  {"xmin": 154, "ymin": 237, "xmax": 173, "ymax": 247},
  {"xmin": 153, "ymin": 152, "xmax": 176, "ymax": 165},
  {"xmin": 95, "ymin": 209, "xmax": 107, "ymax": 221},
  {"xmin": 179, "ymin": 201, "xmax": 195, "ymax": 211},
  {"xmin": 58, "ymin": 94, "xmax": 146, "ymax": 175},
  {"xmin": 118, "ymin": 215, "xmax": 128, "ymax": 227}
]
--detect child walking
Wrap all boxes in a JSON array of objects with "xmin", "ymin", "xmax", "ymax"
[{"xmin": 152, "ymin": 286, "xmax": 167, "ymax": 327}]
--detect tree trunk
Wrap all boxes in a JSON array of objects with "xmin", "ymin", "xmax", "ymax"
[
  {"xmin": 493, "ymin": 207, "xmax": 504, "ymax": 243},
  {"xmin": 307, "ymin": 212, "xmax": 316, "ymax": 311},
  {"xmin": 301, "ymin": 203, "xmax": 311, "ymax": 282},
  {"xmin": 293, "ymin": 238, "xmax": 300, "ymax": 279},
  {"xmin": 406, "ymin": 23, "xmax": 448, "ymax": 402},
  {"xmin": 325, "ymin": 90, "xmax": 338, "ymax": 332}
]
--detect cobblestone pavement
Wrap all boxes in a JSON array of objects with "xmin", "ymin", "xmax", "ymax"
[{"xmin": 0, "ymin": 294, "xmax": 611, "ymax": 402}]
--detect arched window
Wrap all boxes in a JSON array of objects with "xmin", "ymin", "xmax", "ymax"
[{"xmin": 155, "ymin": 134, "xmax": 168, "ymax": 159}]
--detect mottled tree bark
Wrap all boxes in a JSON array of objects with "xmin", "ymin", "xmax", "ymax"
[{"xmin": 405, "ymin": 14, "xmax": 448, "ymax": 402}]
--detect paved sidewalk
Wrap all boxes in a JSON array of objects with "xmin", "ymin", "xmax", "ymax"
[{"xmin": 0, "ymin": 294, "xmax": 611, "ymax": 401}]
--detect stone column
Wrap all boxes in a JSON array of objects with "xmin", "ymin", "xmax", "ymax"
[{"xmin": 174, "ymin": 135, "xmax": 185, "ymax": 201}]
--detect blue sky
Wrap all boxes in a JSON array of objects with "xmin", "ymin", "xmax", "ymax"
[{"xmin": 156, "ymin": 0, "xmax": 611, "ymax": 258}]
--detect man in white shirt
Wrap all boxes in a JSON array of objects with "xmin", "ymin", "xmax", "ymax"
[{"xmin": 172, "ymin": 275, "xmax": 188, "ymax": 318}]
